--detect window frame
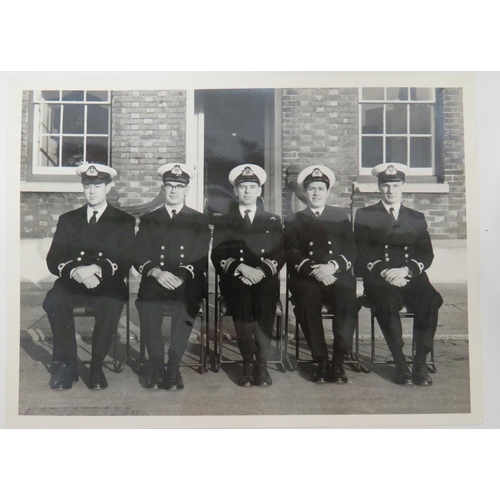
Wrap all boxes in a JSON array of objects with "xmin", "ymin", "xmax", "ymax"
[
  {"xmin": 28, "ymin": 90, "xmax": 112, "ymax": 182},
  {"xmin": 358, "ymin": 87, "xmax": 436, "ymax": 176}
]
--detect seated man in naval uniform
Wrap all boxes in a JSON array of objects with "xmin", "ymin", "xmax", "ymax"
[
  {"xmin": 43, "ymin": 163, "xmax": 136, "ymax": 390},
  {"xmin": 211, "ymin": 164, "xmax": 285, "ymax": 387},
  {"xmin": 354, "ymin": 163, "xmax": 443, "ymax": 385},
  {"xmin": 284, "ymin": 165, "xmax": 360, "ymax": 383},
  {"xmin": 134, "ymin": 163, "xmax": 211, "ymax": 390}
]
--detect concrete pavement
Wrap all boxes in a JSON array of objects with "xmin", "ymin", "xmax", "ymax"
[{"xmin": 16, "ymin": 283, "xmax": 470, "ymax": 418}]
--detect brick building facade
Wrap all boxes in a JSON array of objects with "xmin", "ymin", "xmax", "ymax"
[{"xmin": 19, "ymin": 85, "xmax": 467, "ymax": 282}]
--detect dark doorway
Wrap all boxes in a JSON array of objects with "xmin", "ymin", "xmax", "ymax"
[{"xmin": 196, "ymin": 89, "xmax": 274, "ymax": 217}]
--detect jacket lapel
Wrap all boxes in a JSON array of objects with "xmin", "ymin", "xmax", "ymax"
[
  {"xmin": 152, "ymin": 205, "xmax": 174, "ymax": 236},
  {"xmin": 376, "ymin": 201, "xmax": 400, "ymax": 243}
]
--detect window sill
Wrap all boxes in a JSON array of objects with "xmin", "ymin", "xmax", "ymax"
[
  {"xmin": 354, "ymin": 177, "xmax": 450, "ymax": 194},
  {"xmin": 21, "ymin": 181, "xmax": 83, "ymax": 193}
]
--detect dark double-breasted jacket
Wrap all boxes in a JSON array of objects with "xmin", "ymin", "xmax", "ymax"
[
  {"xmin": 211, "ymin": 205, "xmax": 285, "ymax": 282},
  {"xmin": 354, "ymin": 201, "xmax": 434, "ymax": 285},
  {"xmin": 46, "ymin": 203, "xmax": 136, "ymax": 300},
  {"xmin": 283, "ymin": 205, "xmax": 357, "ymax": 283},
  {"xmin": 134, "ymin": 204, "xmax": 211, "ymax": 286}
]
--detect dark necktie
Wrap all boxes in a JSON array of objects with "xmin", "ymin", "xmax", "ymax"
[
  {"xmin": 315, "ymin": 211, "xmax": 320, "ymax": 218},
  {"xmin": 89, "ymin": 210, "xmax": 98, "ymax": 227},
  {"xmin": 243, "ymin": 209, "xmax": 252, "ymax": 230},
  {"xmin": 171, "ymin": 209, "xmax": 177, "ymax": 220},
  {"xmin": 389, "ymin": 207, "xmax": 397, "ymax": 225}
]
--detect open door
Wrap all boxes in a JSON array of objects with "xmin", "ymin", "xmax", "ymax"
[{"xmin": 192, "ymin": 88, "xmax": 282, "ymax": 219}]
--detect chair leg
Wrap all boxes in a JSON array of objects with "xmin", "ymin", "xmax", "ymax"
[
  {"xmin": 214, "ymin": 310, "xmax": 222, "ymax": 372},
  {"xmin": 136, "ymin": 329, "xmax": 147, "ymax": 374},
  {"xmin": 369, "ymin": 308, "xmax": 375, "ymax": 373},
  {"xmin": 275, "ymin": 315, "xmax": 286, "ymax": 373},
  {"xmin": 113, "ymin": 301, "xmax": 130, "ymax": 373},
  {"xmin": 205, "ymin": 301, "xmax": 210, "ymax": 373},
  {"xmin": 199, "ymin": 309, "xmax": 207, "ymax": 375},
  {"xmin": 348, "ymin": 319, "xmax": 369, "ymax": 373}
]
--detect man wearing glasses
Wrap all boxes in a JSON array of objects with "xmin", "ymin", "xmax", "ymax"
[{"xmin": 134, "ymin": 163, "xmax": 211, "ymax": 390}]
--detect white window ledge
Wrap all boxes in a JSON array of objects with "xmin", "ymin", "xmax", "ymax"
[
  {"xmin": 353, "ymin": 181, "xmax": 450, "ymax": 194},
  {"xmin": 21, "ymin": 181, "xmax": 83, "ymax": 192}
]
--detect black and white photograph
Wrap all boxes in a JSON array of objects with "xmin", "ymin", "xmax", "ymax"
[{"xmin": 6, "ymin": 72, "xmax": 480, "ymax": 428}]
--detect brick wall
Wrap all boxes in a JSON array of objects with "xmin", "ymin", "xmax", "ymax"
[
  {"xmin": 19, "ymin": 87, "xmax": 466, "ymax": 240},
  {"xmin": 20, "ymin": 89, "xmax": 187, "ymax": 238},
  {"xmin": 111, "ymin": 90, "xmax": 187, "ymax": 206},
  {"xmin": 282, "ymin": 88, "xmax": 358, "ymax": 215},
  {"xmin": 282, "ymin": 87, "xmax": 466, "ymax": 240},
  {"xmin": 21, "ymin": 192, "xmax": 85, "ymax": 238},
  {"xmin": 20, "ymin": 92, "xmax": 29, "ymax": 182}
]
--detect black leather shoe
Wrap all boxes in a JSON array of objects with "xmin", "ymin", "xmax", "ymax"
[
  {"xmin": 313, "ymin": 360, "xmax": 329, "ymax": 383},
  {"xmin": 255, "ymin": 361, "xmax": 272, "ymax": 387},
  {"xmin": 147, "ymin": 368, "xmax": 165, "ymax": 389},
  {"xmin": 394, "ymin": 361, "xmax": 413, "ymax": 385},
  {"xmin": 238, "ymin": 363, "xmax": 255, "ymax": 387},
  {"xmin": 50, "ymin": 363, "xmax": 79, "ymax": 390},
  {"xmin": 165, "ymin": 367, "xmax": 184, "ymax": 390},
  {"xmin": 88, "ymin": 364, "xmax": 108, "ymax": 390},
  {"xmin": 330, "ymin": 359, "xmax": 348, "ymax": 384},
  {"xmin": 412, "ymin": 361, "xmax": 433, "ymax": 386}
]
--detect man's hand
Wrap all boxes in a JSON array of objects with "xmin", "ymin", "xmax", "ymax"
[
  {"xmin": 381, "ymin": 267, "xmax": 409, "ymax": 286},
  {"xmin": 310, "ymin": 263, "xmax": 336, "ymax": 284},
  {"xmin": 390, "ymin": 277, "xmax": 408, "ymax": 288},
  {"xmin": 72, "ymin": 265, "xmax": 100, "ymax": 283},
  {"xmin": 151, "ymin": 269, "xmax": 184, "ymax": 290},
  {"xmin": 318, "ymin": 274, "xmax": 337, "ymax": 286},
  {"xmin": 237, "ymin": 264, "xmax": 265, "ymax": 285},
  {"xmin": 81, "ymin": 275, "xmax": 101, "ymax": 289}
]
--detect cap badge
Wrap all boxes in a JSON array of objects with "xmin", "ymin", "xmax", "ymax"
[
  {"xmin": 312, "ymin": 168, "xmax": 323, "ymax": 177},
  {"xmin": 385, "ymin": 165, "xmax": 397, "ymax": 176},
  {"xmin": 172, "ymin": 165, "xmax": 183, "ymax": 176},
  {"xmin": 242, "ymin": 166, "xmax": 254, "ymax": 176},
  {"xmin": 85, "ymin": 165, "xmax": 98, "ymax": 176}
]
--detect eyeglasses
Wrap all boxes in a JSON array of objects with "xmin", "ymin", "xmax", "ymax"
[{"xmin": 164, "ymin": 183, "xmax": 187, "ymax": 191}]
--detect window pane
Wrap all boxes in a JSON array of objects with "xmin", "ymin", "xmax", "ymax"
[
  {"xmin": 410, "ymin": 104, "xmax": 432, "ymax": 134},
  {"xmin": 62, "ymin": 90, "xmax": 84, "ymax": 101},
  {"xmin": 362, "ymin": 104, "xmax": 383, "ymax": 134},
  {"xmin": 38, "ymin": 136, "xmax": 59, "ymax": 166},
  {"xmin": 40, "ymin": 103, "xmax": 61, "ymax": 134},
  {"xmin": 41, "ymin": 91, "xmax": 60, "ymax": 101},
  {"xmin": 410, "ymin": 88, "xmax": 433, "ymax": 101},
  {"xmin": 386, "ymin": 87, "xmax": 408, "ymax": 101},
  {"xmin": 86, "ymin": 91, "xmax": 109, "ymax": 102},
  {"xmin": 362, "ymin": 136, "xmax": 383, "ymax": 168},
  {"xmin": 62, "ymin": 136, "xmax": 84, "ymax": 166},
  {"xmin": 386, "ymin": 137, "xmax": 407, "ymax": 164},
  {"xmin": 87, "ymin": 104, "xmax": 109, "ymax": 134},
  {"xmin": 386, "ymin": 104, "xmax": 407, "ymax": 134},
  {"xmin": 410, "ymin": 137, "xmax": 432, "ymax": 167},
  {"xmin": 361, "ymin": 87, "xmax": 384, "ymax": 100},
  {"xmin": 62, "ymin": 104, "xmax": 85, "ymax": 134},
  {"xmin": 86, "ymin": 136, "xmax": 109, "ymax": 165}
]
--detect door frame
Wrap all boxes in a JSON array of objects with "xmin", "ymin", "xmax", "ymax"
[{"xmin": 186, "ymin": 88, "xmax": 283, "ymax": 216}]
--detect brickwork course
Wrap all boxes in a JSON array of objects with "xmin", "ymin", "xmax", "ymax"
[{"xmin": 20, "ymin": 87, "xmax": 465, "ymax": 240}]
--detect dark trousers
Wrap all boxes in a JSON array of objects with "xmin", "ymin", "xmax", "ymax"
[
  {"xmin": 219, "ymin": 275, "xmax": 279, "ymax": 364},
  {"xmin": 42, "ymin": 280, "xmax": 125, "ymax": 366},
  {"xmin": 136, "ymin": 276, "xmax": 205, "ymax": 369},
  {"xmin": 363, "ymin": 274, "xmax": 443, "ymax": 356},
  {"xmin": 289, "ymin": 273, "xmax": 360, "ymax": 362}
]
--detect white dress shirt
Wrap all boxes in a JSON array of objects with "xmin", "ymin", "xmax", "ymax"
[
  {"xmin": 239, "ymin": 205, "xmax": 257, "ymax": 223},
  {"xmin": 87, "ymin": 203, "xmax": 108, "ymax": 223}
]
